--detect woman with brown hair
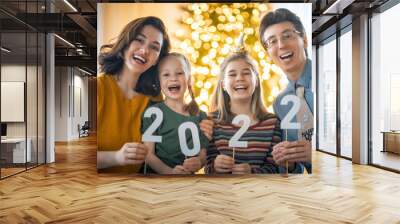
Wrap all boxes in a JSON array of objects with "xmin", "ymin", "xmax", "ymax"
[{"xmin": 97, "ymin": 16, "xmax": 170, "ymax": 173}]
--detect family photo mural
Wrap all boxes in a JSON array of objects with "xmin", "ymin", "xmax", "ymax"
[{"xmin": 97, "ymin": 3, "xmax": 313, "ymax": 175}]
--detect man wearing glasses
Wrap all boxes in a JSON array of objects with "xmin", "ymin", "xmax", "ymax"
[{"xmin": 259, "ymin": 8, "xmax": 313, "ymax": 173}]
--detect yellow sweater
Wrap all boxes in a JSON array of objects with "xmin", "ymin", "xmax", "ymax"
[{"xmin": 97, "ymin": 74, "xmax": 159, "ymax": 173}]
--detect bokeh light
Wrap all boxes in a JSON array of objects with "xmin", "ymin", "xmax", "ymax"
[{"xmin": 175, "ymin": 3, "xmax": 287, "ymax": 113}]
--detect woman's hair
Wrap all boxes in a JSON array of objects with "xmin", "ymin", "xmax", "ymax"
[
  {"xmin": 159, "ymin": 52, "xmax": 199, "ymax": 116},
  {"xmin": 210, "ymin": 52, "xmax": 269, "ymax": 123},
  {"xmin": 98, "ymin": 16, "xmax": 171, "ymax": 96}
]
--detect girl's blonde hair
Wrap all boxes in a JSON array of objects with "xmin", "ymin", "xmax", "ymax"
[
  {"xmin": 210, "ymin": 52, "xmax": 269, "ymax": 123},
  {"xmin": 158, "ymin": 52, "xmax": 199, "ymax": 116}
]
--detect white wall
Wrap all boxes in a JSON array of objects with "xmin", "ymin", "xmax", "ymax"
[
  {"xmin": 1, "ymin": 65, "xmax": 34, "ymax": 138},
  {"xmin": 1, "ymin": 66, "xmax": 25, "ymax": 126},
  {"xmin": 1, "ymin": 63, "xmax": 46, "ymax": 164},
  {"xmin": 1, "ymin": 65, "xmax": 26, "ymax": 146},
  {"xmin": 55, "ymin": 67, "xmax": 69, "ymax": 141},
  {"xmin": 54, "ymin": 67, "xmax": 89, "ymax": 141}
]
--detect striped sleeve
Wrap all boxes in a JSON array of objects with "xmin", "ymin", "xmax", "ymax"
[
  {"xmin": 205, "ymin": 138, "xmax": 219, "ymax": 174},
  {"xmin": 271, "ymin": 117, "xmax": 282, "ymax": 149},
  {"xmin": 251, "ymin": 162, "xmax": 279, "ymax": 174}
]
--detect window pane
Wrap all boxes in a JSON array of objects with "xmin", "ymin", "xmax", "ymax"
[
  {"xmin": 318, "ymin": 37, "xmax": 337, "ymax": 154},
  {"xmin": 340, "ymin": 29, "xmax": 352, "ymax": 158},
  {"xmin": 27, "ymin": 31, "xmax": 38, "ymax": 169},
  {"xmin": 1, "ymin": 30, "xmax": 28, "ymax": 177},
  {"xmin": 371, "ymin": 3, "xmax": 400, "ymax": 171},
  {"xmin": 38, "ymin": 32, "xmax": 45, "ymax": 165}
]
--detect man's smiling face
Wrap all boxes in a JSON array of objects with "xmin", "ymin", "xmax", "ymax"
[{"xmin": 262, "ymin": 21, "xmax": 307, "ymax": 80}]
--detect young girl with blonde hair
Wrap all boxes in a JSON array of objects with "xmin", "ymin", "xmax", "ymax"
[
  {"xmin": 141, "ymin": 53, "xmax": 209, "ymax": 174},
  {"xmin": 206, "ymin": 51, "xmax": 303, "ymax": 174}
]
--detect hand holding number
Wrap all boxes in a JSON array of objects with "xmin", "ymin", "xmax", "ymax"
[
  {"xmin": 115, "ymin": 142, "xmax": 148, "ymax": 166},
  {"xmin": 272, "ymin": 140, "xmax": 311, "ymax": 165},
  {"xmin": 172, "ymin": 165, "xmax": 191, "ymax": 174},
  {"xmin": 232, "ymin": 163, "xmax": 252, "ymax": 174},
  {"xmin": 214, "ymin": 154, "xmax": 234, "ymax": 173},
  {"xmin": 183, "ymin": 156, "xmax": 202, "ymax": 173}
]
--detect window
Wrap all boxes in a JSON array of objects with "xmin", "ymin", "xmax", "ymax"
[
  {"xmin": 0, "ymin": 1, "xmax": 46, "ymax": 179},
  {"xmin": 317, "ymin": 36, "xmax": 337, "ymax": 154},
  {"xmin": 371, "ymin": 3, "xmax": 400, "ymax": 171},
  {"xmin": 339, "ymin": 28, "xmax": 352, "ymax": 158}
]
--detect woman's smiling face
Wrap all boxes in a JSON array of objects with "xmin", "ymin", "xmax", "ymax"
[{"xmin": 123, "ymin": 25, "xmax": 163, "ymax": 75}]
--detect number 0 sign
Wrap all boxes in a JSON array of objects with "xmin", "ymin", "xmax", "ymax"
[{"xmin": 178, "ymin": 122, "xmax": 201, "ymax": 157}]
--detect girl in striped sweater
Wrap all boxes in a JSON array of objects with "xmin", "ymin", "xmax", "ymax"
[{"xmin": 205, "ymin": 51, "xmax": 284, "ymax": 174}]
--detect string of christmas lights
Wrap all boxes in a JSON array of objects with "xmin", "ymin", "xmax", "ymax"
[{"xmin": 173, "ymin": 3, "xmax": 288, "ymax": 113}]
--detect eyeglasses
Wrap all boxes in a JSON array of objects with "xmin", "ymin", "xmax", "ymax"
[{"xmin": 263, "ymin": 29, "xmax": 302, "ymax": 50}]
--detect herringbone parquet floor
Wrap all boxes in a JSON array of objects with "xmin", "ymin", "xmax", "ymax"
[{"xmin": 1, "ymin": 135, "xmax": 399, "ymax": 223}]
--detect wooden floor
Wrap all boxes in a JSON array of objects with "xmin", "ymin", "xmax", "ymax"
[
  {"xmin": 1, "ymin": 136, "xmax": 400, "ymax": 223},
  {"xmin": 1, "ymin": 167, "xmax": 26, "ymax": 178},
  {"xmin": 372, "ymin": 150, "xmax": 400, "ymax": 171},
  {"xmin": 1, "ymin": 163, "xmax": 45, "ymax": 178}
]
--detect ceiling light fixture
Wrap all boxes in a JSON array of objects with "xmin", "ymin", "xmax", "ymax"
[
  {"xmin": 78, "ymin": 67, "xmax": 93, "ymax": 76},
  {"xmin": 63, "ymin": 0, "xmax": 78, "ymax": 12},
  {"xmin": 54, "ymin": 34, "xmax": 75, "ymax": 48},
  {"xmin": 323, "ymin": 0, "xmax": 355, "ymax": 15},
  {"xmin": 1, "ymin": 47, "xmax": 11, "ymax": 53}
]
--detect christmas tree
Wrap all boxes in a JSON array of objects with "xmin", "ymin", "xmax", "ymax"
[{"xmin": 174, "ymin": 3, "xmax": 288, "ymax": 112}]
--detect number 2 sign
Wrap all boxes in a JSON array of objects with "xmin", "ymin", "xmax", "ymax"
[
  {"xmin": 142, "ymin": 107, "xmax": 201, "ymax": 157},
  {"xmin": 228, "ymin": 114, "xmax": 251, "ymax": 148},
  {"xmin": 280, "ymin": 95, "xmax": 301, "ymax": 130},
  {"xmin": 142, "ymin": 107, "xmax": 163, "ymax": 143}
]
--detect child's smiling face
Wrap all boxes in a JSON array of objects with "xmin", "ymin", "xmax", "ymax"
[
  {"xmin": 222, "ymin": 59, "xmax": 257, "ymax": 103},
  {"xmin": 158, "ymin": 56, "xmax": 190, "ymax": 101}
]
